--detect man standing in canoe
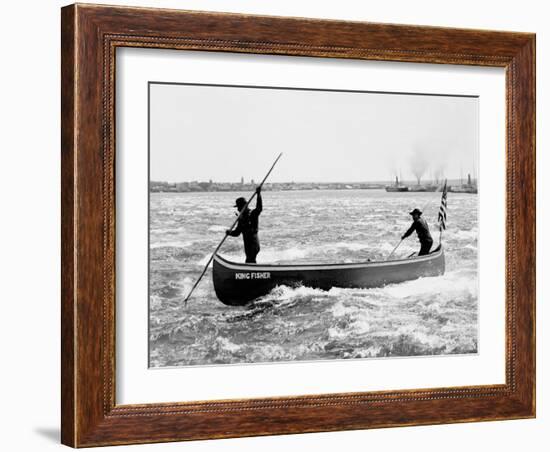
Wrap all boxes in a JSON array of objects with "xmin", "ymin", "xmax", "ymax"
[
  {"xmin": 401, "ymin": 208, "xmax": 433, "ymax": 256},
  {"xmin": 226, "ymin": 186, "xmax": 262, "ymax": 263}
]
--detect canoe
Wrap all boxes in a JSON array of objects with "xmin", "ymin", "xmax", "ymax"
[{"xmin": 212, "ymin": 245, "xmax": 445, "ymax": 306}]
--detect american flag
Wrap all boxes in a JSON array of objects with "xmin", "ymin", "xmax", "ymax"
[{"xmin": 438, "ymin": 180, "xmax": 448, "ymax": 231}]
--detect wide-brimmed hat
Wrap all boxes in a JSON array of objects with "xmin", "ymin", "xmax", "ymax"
[
  {"xmin": 409, "ymin": 208, "xmax": 422, "ymax": 216},
  {"xmin": 234, "ymin": 197, "xmax": 247, "ymax": 208}
]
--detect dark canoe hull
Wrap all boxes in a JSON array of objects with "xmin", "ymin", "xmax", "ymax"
[{"xmin": 212, "ymin": 246, "xmax": 445, "ymax": 306}]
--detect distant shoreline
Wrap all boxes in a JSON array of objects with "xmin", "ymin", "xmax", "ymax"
[
  {"xmin": 149, "ymin": 180, "xmax": 472, "ymax": 193},
  {"xmin": 150, "ymin": 186, "xmax": 386, "ymax": 193},
  {"xmin": 150, "ymin": 185, "xmax": 476, "ymax": 194}
]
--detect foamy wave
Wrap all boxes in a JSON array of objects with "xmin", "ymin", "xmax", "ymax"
[
  {"xmin": 451, "ymin": 229, "xmax": 478, "ymax": 241},
  {"xmin": 261, "ymin": 247, "xmax": 311, "ymax": 262},
  {"xmin": 150, "ymin": 295, "xmax": 162, "ymax": 309},
  {"xmin": 197, "ymin": 254, "xmax": 214, "ymax": 267},
  {"xmin": 181, "ymin": 277, "xmax": 194, "ymax": 293},
  {"xmin": 151, "ymin": 227, "xmax": 183, "ymax": 234},
  {"xmin": 208, "ymin": 225, "xmax": 227, "ymax": 232},
  {"xmin": 247, "ymin": 285, "xmax": 330, "ymax": 313},
  {"xmin": 216, "ymin": 337, "xmax": 241, "ymax": 353},
  {"xmin": 328, "ymin": 317, "xmax": 371, "ymax": 339},
  {"xmin": 247, "ymin": 344, "xmax": 292, "ymax": 362},
  {"xmin": 351, "ymin": 346, "xmax": 384, "ymax": 358},
  {"xmin": 269, "ymin": 284, "xmax": 328, "ymax": 301},
  {"xmin": 397, "ymin": 325, "xmax": 445, "ymax": 348},
  {"xmin": 330, "ymin": 300, "xmax": 363, "ymax": 317},
  {"xmin": 378, "ymin": 241, "xmax": 403, "ymax": 253},
  {"xmin": 381, "ymin": 271, "xmax": 477, "ymax": 300},
  {"xmin": 179, "ymin": 276, "xmax": 206, "ymax": 300},
  {"xmin": 150, "ymin": 240, "xmax": 193, "ymax": 249},
  {"xmin": 328, "ymin": 242, "xmax": 370, "ymax": 252}
]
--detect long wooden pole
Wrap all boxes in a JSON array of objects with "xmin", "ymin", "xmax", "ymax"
[
  {"xmin": 386, "ymin": 239, "xmax": 404, "ymax": 261},
  {"xmin": 183, "ymin": 153, "xmax": 283, "ymax": 305}
]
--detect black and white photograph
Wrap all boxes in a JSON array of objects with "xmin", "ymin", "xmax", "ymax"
[
  {"xmin": 0, "ymin": 0, "xmax": 542, "ymax": 449},
  {"xmin": 148, "ymin": 82, "xmax": 480, "ymax": 368}
]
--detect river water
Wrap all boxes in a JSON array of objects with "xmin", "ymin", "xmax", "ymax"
[{"xmin": 149, "ymin": 189, "xmax": 478, "ymax": 367}]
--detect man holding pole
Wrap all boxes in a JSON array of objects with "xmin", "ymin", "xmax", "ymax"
[
  {"xmin": 226, "ymin": 186, "xmax": 263, "ymax": 263},
  {"xmin": 401, "ymin": 208, "xmax": 433, "ymax": 256},
  {"xmin": 184, "ymin": 153, "xmax": 281, "ymax": 305}
]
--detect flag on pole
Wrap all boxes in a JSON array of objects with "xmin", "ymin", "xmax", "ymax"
[{"xmin": 438, "ymin": 180, "xmax": 448, "ymax": 231}]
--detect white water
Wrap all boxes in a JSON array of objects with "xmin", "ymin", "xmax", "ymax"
[{"xmin": 149, "ymin": 189, "xmax": 478, "ymax": 367}]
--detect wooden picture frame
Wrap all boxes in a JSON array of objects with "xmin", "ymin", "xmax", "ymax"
[{"xmin": 61, "ymin": 3, "xmax": 535, "ymax": 447}]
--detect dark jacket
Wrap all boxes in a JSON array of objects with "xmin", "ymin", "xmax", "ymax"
[
  {"xmin": 403, "ymin": 217, "xmax": 433, "ymax": 243},
  {"xmin": 229, "ymin": 193, "xmax": 262, "ymax": 254}
]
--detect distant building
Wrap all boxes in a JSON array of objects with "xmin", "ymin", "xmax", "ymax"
[{"xmin": 240, "ymin": 176, "xmax": 244, "ymax": 185}]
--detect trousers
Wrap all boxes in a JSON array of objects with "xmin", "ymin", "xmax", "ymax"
[{"xmin": 418, "ymin": 239, "xmax": 433, "ymax": 256}]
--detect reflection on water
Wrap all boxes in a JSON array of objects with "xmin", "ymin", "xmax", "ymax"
[{"xmin": 149, "ymin": 189, "xmax": 478, "ymax": 367}]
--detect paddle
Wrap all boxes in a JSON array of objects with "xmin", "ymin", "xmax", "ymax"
[{"xmin": 183, "ymin": 153, "xmax": 283, "ymax": 305}]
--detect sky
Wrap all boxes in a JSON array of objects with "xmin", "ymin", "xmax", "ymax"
[{"xmin": 149, "ymin": 82, "xmax": 478, "ymax": 183}]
